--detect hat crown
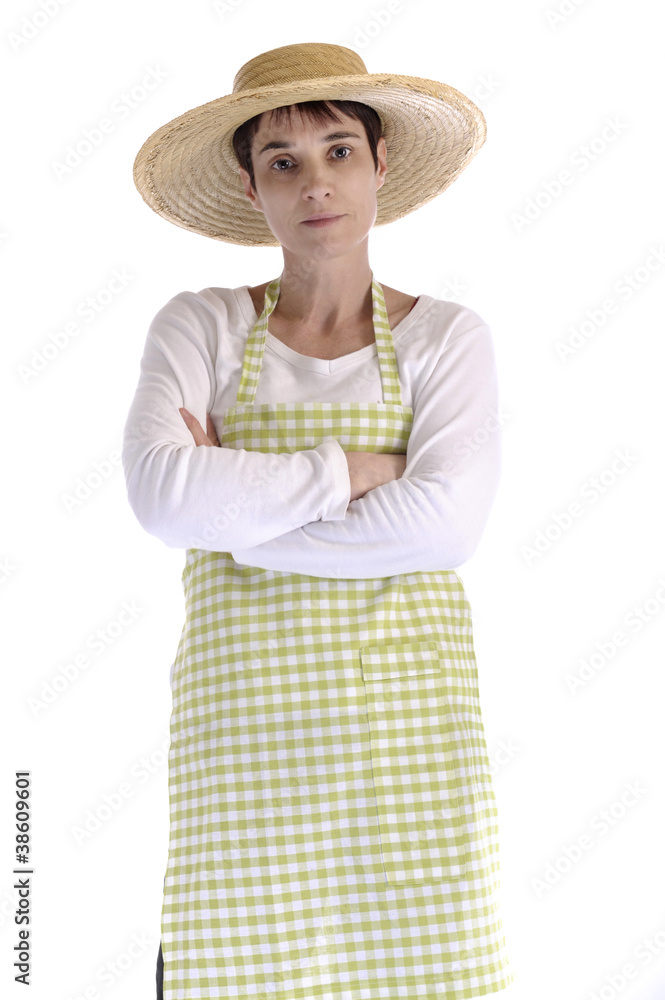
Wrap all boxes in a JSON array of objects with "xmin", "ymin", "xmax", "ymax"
[{"xmin": 233, "ymin": 42, "xmax": 369, "ymax": 94}]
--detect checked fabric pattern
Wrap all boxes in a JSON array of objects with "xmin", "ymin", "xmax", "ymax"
[{"xmin": 160, "ymin": 274, "xmax": 515, "ymax": 999}]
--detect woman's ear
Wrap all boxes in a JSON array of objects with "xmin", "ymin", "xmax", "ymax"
[
  {"xmin": 375, "ymin": 137, "xmax": 388, "ymax": 192},
  {"xmin": 238, "ymin": 166, "xmax": 264, "ymax": 214}
]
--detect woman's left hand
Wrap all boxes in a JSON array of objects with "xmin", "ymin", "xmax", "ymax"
[{"xmin": 179, "ymin": 407, "xmax": 221, "ymax": 447}]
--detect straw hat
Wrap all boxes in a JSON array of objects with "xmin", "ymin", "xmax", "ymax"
[{"xmin": 132, "ymin": 42, "xmax": 486, "ymax": 247}]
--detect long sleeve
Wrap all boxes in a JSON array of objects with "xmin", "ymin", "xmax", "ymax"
[
  {"xmin": 230, "ymin": 320, "xmax": 502, "ymax": 578},
  {"xmin": 121, "ymin": 291, "xmax": 351, "ymax": 550}
]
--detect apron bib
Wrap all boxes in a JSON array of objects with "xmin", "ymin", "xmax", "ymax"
[{"xmin": 160, "ymin": 274, "xmax": 515, "ymax": 999}]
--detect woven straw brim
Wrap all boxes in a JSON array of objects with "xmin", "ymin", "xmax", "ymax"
[{"xmin": 133, "ymin": 74, "xmax": 486, "ymax": 247}]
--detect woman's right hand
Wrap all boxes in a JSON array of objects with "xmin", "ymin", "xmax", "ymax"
[{"xmin": 345, "ymin": 451, "xmax": 407, "ymax": 502}]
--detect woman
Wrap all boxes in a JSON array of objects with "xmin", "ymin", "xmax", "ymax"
[{"xmin": 124, "ymin": 41, "xmax": 515, "ymax": 1000}]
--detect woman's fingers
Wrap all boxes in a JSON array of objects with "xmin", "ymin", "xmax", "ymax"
[
  {"xmin": 179, "ymin": 407, "xmax": 213, "ymax": 447},
  {"xmin": 179, "ymin": 408, "xmax": 222, "ymax": 447},
  {"xmin": 206, "ymin": 413, "xmax": 221, "ymax": 446}
]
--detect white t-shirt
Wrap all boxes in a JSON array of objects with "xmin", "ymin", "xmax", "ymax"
[{"xmin": 121, "ymin": 282, "xmax": 502, "ymax": 579}]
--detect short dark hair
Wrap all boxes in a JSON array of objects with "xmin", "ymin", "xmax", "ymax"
[{"xmin": 232, "ymin": 99, "xmax": 383, "ymax": 192}]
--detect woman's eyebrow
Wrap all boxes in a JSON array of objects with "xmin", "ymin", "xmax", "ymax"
[{"xmin": 257, "ymin": 131, "xmax": 362, "ymax": 155}]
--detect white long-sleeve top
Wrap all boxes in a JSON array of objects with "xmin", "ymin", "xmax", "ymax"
[{"xmin": 121, "ymin": 282, "xmax": 502, "ymax": 579}]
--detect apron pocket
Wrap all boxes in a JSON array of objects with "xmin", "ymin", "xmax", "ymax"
[{"xmin": 360, "ymin": 635, "xmax": 480, "ymax": 887}]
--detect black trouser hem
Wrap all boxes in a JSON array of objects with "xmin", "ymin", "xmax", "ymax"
[{"xmin": 156, "ymin": 941, "xmax": 163, "ymax": 999}]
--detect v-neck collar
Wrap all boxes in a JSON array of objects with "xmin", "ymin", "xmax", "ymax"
[{"xmin": 236, "ymin": 283, "xmax": 428, "ymax": 375}]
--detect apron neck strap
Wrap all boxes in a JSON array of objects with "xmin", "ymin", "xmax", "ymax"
[{"xmin": 235, "ymin": 272, "xmax": 404, "ymax": 407}]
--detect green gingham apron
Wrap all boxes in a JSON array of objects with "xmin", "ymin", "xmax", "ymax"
[{"xmin": 161, "ymin": 274, "xmax": 515, "ymax": 1000}]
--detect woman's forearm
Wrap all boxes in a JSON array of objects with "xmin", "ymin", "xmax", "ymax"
[
  {"xmin": 345, "ymin": 451, "xmax": 407, "ymax": 502},
  {"xmin": 123, "ymin": 431, "xmax": 352, "ymax": 551}
]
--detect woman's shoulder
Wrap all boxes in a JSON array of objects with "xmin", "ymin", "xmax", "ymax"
[
  {"xmin": 376, "ymin": 282, "xmax": 492, "ymax": 339},
  {"xmin": 380, "ymin": 283, "xmax": 420, "ymax": 330},
  {"xmin": 141, "ymin": 284, "xmax": 252, "ymax": 352}
]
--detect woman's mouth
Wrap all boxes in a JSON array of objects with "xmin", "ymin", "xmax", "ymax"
[{"xmin": 301, "ymin": 214, "xmax": 344, "ymax": 228}]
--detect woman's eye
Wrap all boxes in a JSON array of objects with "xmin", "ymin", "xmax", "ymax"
[{"xmin": 271, "ymin": 146, "xmax": 352, "ymax": 171}]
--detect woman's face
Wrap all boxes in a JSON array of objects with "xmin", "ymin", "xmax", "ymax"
[{"xmin": 238, "ymin": 106, "xmax": 387, "ymax": 258}]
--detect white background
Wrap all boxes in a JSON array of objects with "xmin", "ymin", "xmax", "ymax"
[{"xmin": 2, "ymin": 0, "xmax": 664, "ymax": 998}]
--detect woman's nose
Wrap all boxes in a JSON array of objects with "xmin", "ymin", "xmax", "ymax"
[{"xmin": 299, "ymin": 160, "xmax": 334, "ymax": 200}]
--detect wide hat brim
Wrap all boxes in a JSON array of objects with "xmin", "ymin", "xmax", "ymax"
[{"xmin": 133, "ymin": 70, "xmax": 486, "ymax": 247}]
